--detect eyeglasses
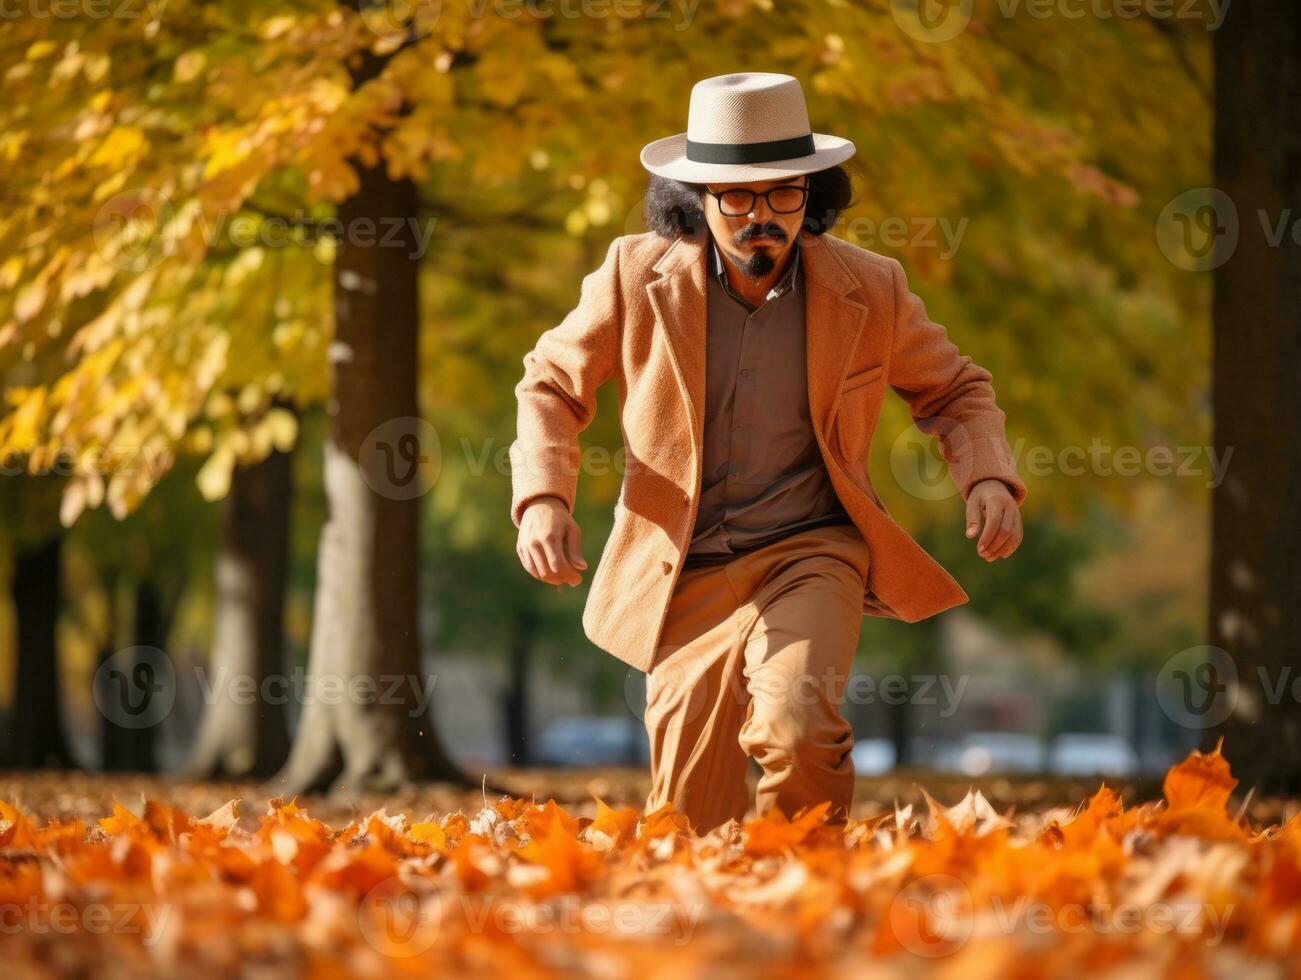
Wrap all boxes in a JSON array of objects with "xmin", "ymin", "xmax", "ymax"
[{"xmin": 706, "ymin": 182, "xmax": 810, "ymax": 217}]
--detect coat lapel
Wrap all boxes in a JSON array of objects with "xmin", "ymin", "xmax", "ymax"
[
  {"xmin": 799, "ymin": 231, "xmax": 870, "ymax": 437},
  {"xmin": 646, "ymin": 228, "xmax": 709, "ymax": 463},
  {"xmin": 645, "ymin": 227, "xmax": 869, "ymax": 473}
]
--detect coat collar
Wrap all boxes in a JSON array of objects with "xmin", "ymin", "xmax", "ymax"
[{"xmin": 646, "ymin": 225, "xmax": 869, "ymax": 465}]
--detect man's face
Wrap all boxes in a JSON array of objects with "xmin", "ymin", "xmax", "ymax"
[{"xmin": 702, "ymin": 175, "xmax": 809, "ymax": 280}]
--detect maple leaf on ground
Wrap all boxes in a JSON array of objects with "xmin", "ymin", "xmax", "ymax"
[
  {"xmin": 197, "ymin": 800, "xmax": 241, "ymax": 835},
  {"xmin": 587, "ymin": 798, "xmax": 638, "ymax": 852},
  {"xmin": 519, "ymin": 799, "xmax": 581, "ymax": 840},
  {"xmin": 514, "ymin": 801, "xmax": 603, "ymax": 898},
  {"xmin": 144, "ymin": 799, "xmax": 195, "ymax": 842},
  {"xmin": 407, "ymin": 820, "xmax": 449, "ymax": 851},
  {"xmin": 0, "ymin": 800, "xmax": 45, "ymax": 852},
  {"xmin": 743, "ymin": 801, "xmax": 834, "ymax": 857},
  {"xmin": 256, "ymin": 798, "xmax": 334, "ymax": 873},
  {"xmin": 1163, "ymin": 741, "xmax": 1238, "ymax": 812},
  {"xmin": 1156, "ymin": 741, "xmax": 1246, "ymax": 841},
  {"xmin": 921, "ymin": 789, "xmax": 1015, "ymax": 840},
  {"xmin": 636, "ymin": 803, "xmax": 691, "ymax": 845},
  {"xmin": 314, "ymin": 841, "xmax": 399, "ymax": 896},
  {"xmin": 1039, "ymin": 785, "xmax": 1124, "ymax": 850},
  {"xmin": 98, "ymin": 800, "xmax": 152, "ymax": 839}
]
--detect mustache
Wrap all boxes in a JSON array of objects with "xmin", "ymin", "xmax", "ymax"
[{"xmin": 734, "ymin": 223, "xmax": 786, "ymax": 245}]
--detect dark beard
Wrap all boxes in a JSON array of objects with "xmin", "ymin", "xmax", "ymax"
[
  {"xmin": 728, "ymin": 248, "xmax": 776, "ymax": 279},
  {"xmin": 728, "ymin": 222, "xmax": 787, "ymax": 279}
]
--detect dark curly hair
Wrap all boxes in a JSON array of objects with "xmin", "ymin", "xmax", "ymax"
[{"xmin": 643, "ymin": 164, "xmax": 856, "ymax": 238}]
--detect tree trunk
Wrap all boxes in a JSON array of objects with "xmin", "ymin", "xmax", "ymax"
[
  {"xmin": 1208, "ymin": 3, "xmax": 1301, "ymax": 789},
  {"xmin": 101, "ymin": 583, "xmax": 164, "ymax": 772},
  {"xmin": 187, "ymin": 449, "xmax": 293, "ymax": 779},
  {"xmin": 273, "ymin": 51, "xmax": 465, "ymax": 795},
  {"xmin": 10, "ymin": 534, "xmax": 73, "ymax": 768},
  {"xmin": 887, "ymin": 688, "xmax": 912, "ymax": 769},
  {"xmin": 503, "ymin": 611, "xmax": 534, "ymax": 766}
]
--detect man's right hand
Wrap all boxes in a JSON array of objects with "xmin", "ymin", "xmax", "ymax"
[{"xmin": 516, "ymin": 496, "xmax": 588, "ymax": 587}]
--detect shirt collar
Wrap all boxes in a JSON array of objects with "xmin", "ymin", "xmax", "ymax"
[{"xmin": 708, "ymin": 232, "xmax": 801, "ymax": 305}]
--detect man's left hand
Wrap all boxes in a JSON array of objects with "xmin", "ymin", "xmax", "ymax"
[{"xmin": 965, "ymin": 479, "xmax": 1023, "ymax": 561}]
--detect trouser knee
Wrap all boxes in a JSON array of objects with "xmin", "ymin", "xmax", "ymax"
[{"xmin": 739, "ymin": 702, "xmax": 853, "ymax": 771}]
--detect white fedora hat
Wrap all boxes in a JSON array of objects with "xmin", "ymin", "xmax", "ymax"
[{"xmin": 640, "ymin": 72, "xmax": 855, "ymax": 183}]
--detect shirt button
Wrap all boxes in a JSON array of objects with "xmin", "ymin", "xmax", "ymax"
[{"xmin": 739, "ymin": 369, "xmax": 751, "ymax": 377}]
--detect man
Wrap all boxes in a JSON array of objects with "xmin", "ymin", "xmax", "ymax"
[{"xmin": 510, "ymin": 72, "xmax": 1026, "ymax": 834}]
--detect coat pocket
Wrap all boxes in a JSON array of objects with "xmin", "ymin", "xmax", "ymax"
[{"xmin": 841, "ymin": 362, "xmax": 886, "ymax": 394}]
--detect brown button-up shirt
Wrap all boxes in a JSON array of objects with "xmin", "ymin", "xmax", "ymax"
[{"xmin": 683, "ymin": 233, "xmax": 853, "ymax": 567}]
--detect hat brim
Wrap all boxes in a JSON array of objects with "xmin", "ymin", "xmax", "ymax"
[{"xmin": 639, "ymin": 131, "xmax": 856, "ymax": 182}]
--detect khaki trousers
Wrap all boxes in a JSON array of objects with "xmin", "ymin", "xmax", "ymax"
[{"xmin": 642, "ymin": 522, "xmax": 871, "ymax": 835}]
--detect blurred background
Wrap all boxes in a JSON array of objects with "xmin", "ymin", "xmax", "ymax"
[{"xmin": 0, "ymin": 0, "xmax": 1294, "ymax": 797}]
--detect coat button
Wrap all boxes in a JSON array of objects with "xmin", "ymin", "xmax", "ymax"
[{"xmin": 661, "ymin": 560, "xmax": 673, "ymax": 575}]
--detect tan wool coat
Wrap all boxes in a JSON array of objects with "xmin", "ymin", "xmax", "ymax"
[{"xmin": 510, "ymin": 226, "xmax": 1027, "ymax": 672}]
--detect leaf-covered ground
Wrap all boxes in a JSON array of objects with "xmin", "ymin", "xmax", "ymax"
[{"xmin": 2, "ymin": 747, "xmax": 1299, "ymax": 978}]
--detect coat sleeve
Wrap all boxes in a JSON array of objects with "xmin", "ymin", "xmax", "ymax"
[
  {"xmin": 886, "ymin": 258, "xmax": 1027, "ymax": 505},
  {"xmin": 509, "ymin": 236, "xmax": 623, "ymax": 528}
]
